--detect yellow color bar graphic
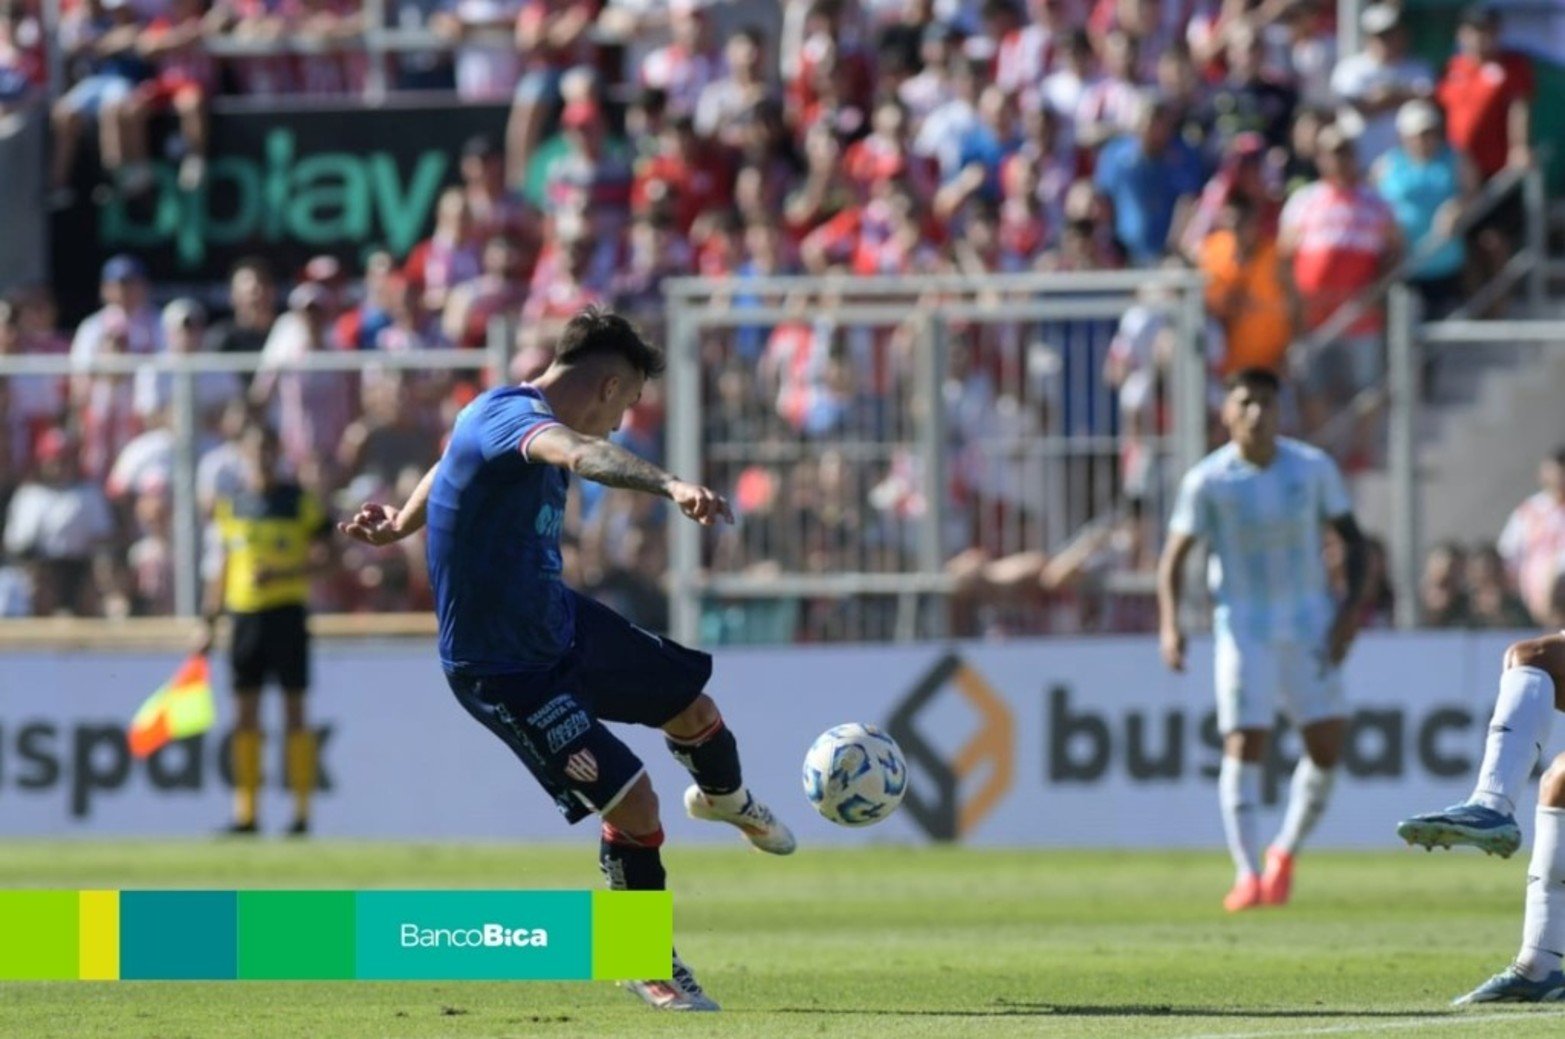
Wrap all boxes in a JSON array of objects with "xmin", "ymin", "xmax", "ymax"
[{"xmin": 78, "ymin": 890, "xmax": 120, "ymax": 980}]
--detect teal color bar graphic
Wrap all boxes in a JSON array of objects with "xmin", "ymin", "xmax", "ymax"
[
  {"xmin": 0, "ymin": 890, "xmax": 670, "ymax": 980},
  {"xmin": 120, "ymin": 891, "xmax": 238, "ymax": 980},
  {"xmin": 355, "ymin": 891, "xmax": 591, "ymax": 980}
]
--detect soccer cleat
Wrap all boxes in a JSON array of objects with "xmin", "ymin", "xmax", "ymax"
[
  {"xmin": 684, "ymin": 786, "xmax": 796, "ymax": 855},
  {"xmin": 623, "ymin": 953, "xmax": 721, "ymax": 1011},
  {"xmin": 1396, "ymin": 803, "xmax": 1522, "ymax": 858},
  {"xmin": 1223, "ymin": 873, "xmax": 1263, "ymax": 912},
  {"xmin": 286, "ymin": 818, "xmax": 310, "ymax": 838},
  {"xmin": 1454, "ymin": 966, "xmax": 1565, "ymax": 1005},
  {"xmin": 221, "ymin": 821, "xmax": 259, "ymax": 836},
  {"xmin": 1260, "ymin": 847, "xmax": 1293, "ymax": 906}
]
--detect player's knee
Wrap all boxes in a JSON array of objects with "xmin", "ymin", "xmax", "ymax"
[
  {"xmin": 663, "ymin": 694, "xmax": 719, "ymax": 739},
  {"xmin": 1541, "ymin": 756, "xmax": 1565, "ymax": 809},
  {"xmin": 1505, "ymin": 637, "xmax": 1565, "ymax": 704},
  {"xmin": 602, "ymin": 774, "xmax": 660, "ymax": 835}
]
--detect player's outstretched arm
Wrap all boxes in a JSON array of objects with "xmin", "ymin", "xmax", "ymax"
[
  {"xmin": 527, "ymin": 425, "xmax": 733, "ymax": 526},
  {"xmin": 339, "ymin": 461, "xmax": 439, "ymax": 546},
  {"xmin": 1157, "ymin": 531, "xmax": 1198, "ymax": 672}
]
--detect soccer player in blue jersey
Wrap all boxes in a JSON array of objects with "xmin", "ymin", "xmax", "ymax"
[
  {"xmin": 339, "ymin": 308, "xmax": 794, "ymax": 1011},
  {"xmin": 1157, "ymin": 367, "xmax": 1369, "ymax": 912},
  {"xmin": 1397, "ymin": 637, "xmax": 1565, "ymax": 1004}
]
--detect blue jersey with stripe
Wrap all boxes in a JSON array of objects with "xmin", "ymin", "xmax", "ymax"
[
  {"xmin": 426, "ymin": 385, "xmax": 574, "ymax": 675},
  {"xmin": 1168, "ymin": 438, "xmax": 1352, "ymax": 642}
]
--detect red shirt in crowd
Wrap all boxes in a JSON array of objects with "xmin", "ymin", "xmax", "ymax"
[
  {"xmin": 1280, "ymin": 180, "xmax": 1397, "ymax": 334},
  {"xmin": 1436, "ymin": 51, "xmax": 1534, "ymax": 179}
]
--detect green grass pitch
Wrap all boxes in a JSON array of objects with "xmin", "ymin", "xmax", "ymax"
[{"xmin": 3, "ymin": 841, "xmax": 1564, "ymax": 1038}]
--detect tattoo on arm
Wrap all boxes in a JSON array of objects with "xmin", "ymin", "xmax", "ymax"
[{"xmin": 572, "ymin": 440, "xmax": 673, "ymax": 498}]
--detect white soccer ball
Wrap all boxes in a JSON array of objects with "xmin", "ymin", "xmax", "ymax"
[{"xmin": 802, "ymin": 723, "xmax": 908, "ymax": 827}]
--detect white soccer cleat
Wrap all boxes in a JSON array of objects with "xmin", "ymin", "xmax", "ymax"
[
  {"xmin": 684, "ymin": 785, "xmax": 797, "ymax": 855},
  {"xmin": 623, "ymin": 954, "xmax": 721, "ymax": 1011}
]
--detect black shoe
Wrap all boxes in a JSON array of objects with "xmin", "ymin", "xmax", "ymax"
[
  {"xmin": 222, "ymin": 821, "xmax": 259, "ymax": 836},
  {"xmin": 286, "ymin": 817, "xmax": 310, "ymax": 837}
]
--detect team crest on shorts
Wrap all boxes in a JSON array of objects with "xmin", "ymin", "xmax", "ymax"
[{"xmin": 564, "ymin": 749, "xmax": 599, "ymax": 784}]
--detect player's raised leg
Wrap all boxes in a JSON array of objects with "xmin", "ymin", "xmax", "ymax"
[
  {"xmin": 1398, "ymin": 635, "xmax": 1564, "ymax": 856},
  {"xmin": 1454, "ymin": 751, "xmax": 1565, "ymax": 1005},
  {"xmin": 667, "ymin": 694, "xmax": 795, "ymax": 856}
]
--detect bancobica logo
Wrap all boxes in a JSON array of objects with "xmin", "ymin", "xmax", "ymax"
[
  {"xmin": 400, "ymin": 923, "xmax": 549, "ymax": 948},
  {"xmin": 0, "ymin": 722, "xmax": 334, "ymax": 817},
  {"xmin": 886, "ymin": 653, "xmax": 1016, "ymax": 842}
]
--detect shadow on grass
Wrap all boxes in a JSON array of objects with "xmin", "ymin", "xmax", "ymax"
[{"xmin": 765, "ymin": 1003, "xmax": 1443, "ymax": 1019}]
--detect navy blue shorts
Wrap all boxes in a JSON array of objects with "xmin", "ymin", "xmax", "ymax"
[{"xmin": 445, "ymin": 591, "xmax": 713, "ymax": 824}]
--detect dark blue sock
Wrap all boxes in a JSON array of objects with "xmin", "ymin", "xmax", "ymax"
[
  {"xmin": 599, "ymin": 825, "xmax": 666, "ymax": 891},
  {"xmin": 666, "ymin": 719, "xmax": 742, "ymax": 796}
]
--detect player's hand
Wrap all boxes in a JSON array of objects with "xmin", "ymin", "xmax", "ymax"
[
  {"xmin": 339, "ymin": 503, "xmax": 406, "ymax": 546},
  {"xmin": 1325, "ymin": 610, "xmax": 1360, "ymax": 667},
  {"xmin": 1160, "ymin": 626, "xmax": 1186, "ymax": 673},
  {"xmin": 668, "ymin": 480, "xmax": 734, "ymax": 527}
]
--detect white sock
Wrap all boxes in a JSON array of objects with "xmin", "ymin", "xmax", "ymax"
[
  {"xmin": 1470, "ymin": 666, "xmax": 1555, "ymax": 816},
  {"xmin": 1274, "ymin": 757, "xmax": 1337, "ymax": 855},
  {"xmin": 1220, "ymin": 756, "xmax": 1261, "ymax": 879},
  {"xmin": 1517, "ymin": 806, "xmax": 1565, "ymax": 981}
]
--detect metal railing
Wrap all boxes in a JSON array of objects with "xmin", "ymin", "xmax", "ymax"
[
  {"xmin": 663, "ymin": 269, "xmax": 1208, "ymax": 646},
  {"xmin": 0, "ymin": 332, "xmax": 508, "ymax": 618}
]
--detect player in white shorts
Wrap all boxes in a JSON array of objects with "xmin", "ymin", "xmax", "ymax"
[{"xmin": 1157, "ymin": 367, "xmax": 1370, "ymax": 912}]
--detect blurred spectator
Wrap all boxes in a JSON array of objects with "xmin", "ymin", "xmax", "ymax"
[
  {"xmin": 48, "ymin": 0, "xmax": 150, "ymax": 207},
  {"xmin": 115, "ymin": 0, "xmax": 219, "ymax": 195},
  {"xmin": 71, "ymin": 255, "xmax": 162, "ymax": 368},
  {"xmin": 333, "ymin": 250, "xmax": 400, "ymax": 352},
  {"xmin": 1435, "ymin": 3, "xmax": 1534, "ymax": 297},
  {"xmin": 459, "ymin": 133, "xmax": 534, "ymax": 249},
  {"xmin": 504, "ymin": 0, "xmax": 599, "ymax": 179},
  {"xmin": 694, "ymin": 24, "xmax": 769, "ymax": 144},
  {"xmin": 1466, "ymin": 542, "xmax": 1531, "ymax": 629},
  {"xmin": 1278, "ymin": 124, "xmax": 1400, "ymax": 446},
  {"xmin": 525, "ymin": 97, "xmax": 634, "ymax": 218},
  {"xmin": 997, "ymin": 0, "xmax": 1070, "ymax": 97},
  {"xmin": 1497, "ymin": 447, "xmax": 1565, "ymax": 627},
  {"xmin": 1419, "ymin": 540, "xmax": 1470, "ymax": 628},
  {"xmin": 251, "ymin": 283, "xmax": 357, "ymax": 489},
  {"xmin": 1196, "ymin": 23, "xmax": 1296, "ymax": 158},
  {"xmin": 631, "ymin": 114, "xmax": 733, "ymax": 234},
  {"xmin": 1074, "ymin": 28, "xmax": 1141, "ymax": 149},
  {"xmin": 1199, "ymin": 195, "xmax": 1290, "ymax": 378},
  {"xmin": 430, "ymin": 0, "xmax": 524, "ymax": 102},
  {"xmin": 134, "ymin": 298, "xmax": 244, "ymax": 424},
  {"xmin": 336, "ymin": 373, "xmax": 438, "ymax": 491},
  {"xmin": 1370, "ymin": 100, "xmax": 1475, "ymax": 320},
  {"xmin": 0, "ymin": 297, "xmax": 65, "ymax": 474},
  {"xmin": 1328, "ymin": 4, "xmax": 1432, "ymax": 169},
  {"xmin": 442, "ymin": 235, "xmax": 527, "ymax": 347},
  {"xmin": 208, "ymin": 257, "xmax": 279, "ymax": 358},
  {"xmin": 1092, "ymin": 94, "xmax": 1205, "ymax": 265},
  {"xmin": 73, "ymin": 306, "xmax": 142, "ymax": 481},
  {"xmin": 402, "ymin": 187, "xmax": 482, "ymax": 313},
  {"xmin": 126, "ymin": 479, "xmax": 174, "ymax": 615},
  {"xmin": 3, "ymin": 430, "xmax": 119, "ymax": 616}
]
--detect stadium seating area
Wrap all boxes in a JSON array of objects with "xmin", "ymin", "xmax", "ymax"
[{"xmin": 0, "ymin": 0, "xmax": 1547, "ymax": 635}]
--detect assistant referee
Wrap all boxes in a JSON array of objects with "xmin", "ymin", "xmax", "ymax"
[{"xmin": 200, "ymin": 423, "xmax": 332, "ymax": 835}]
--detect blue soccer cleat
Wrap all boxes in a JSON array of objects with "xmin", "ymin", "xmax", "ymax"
[
  {"xmin": 1396, "ymin": 803, "xmax": 1522, "ymax": 858},
  {"xmin": 1454, "ymin": 966, "xmax": 1565, "ymax": 1005}
]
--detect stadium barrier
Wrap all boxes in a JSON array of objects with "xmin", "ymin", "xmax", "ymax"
[
  {"xmin": 0, "ymin": 630, "xmax": 1541, "ymax": 846},
  {"xmin": 661, "ymin": 269, "xmax": 1210, "ymax": 646}
]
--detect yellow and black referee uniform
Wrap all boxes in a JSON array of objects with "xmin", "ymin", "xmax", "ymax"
[{"xmin": 207, "ymin": 458, "xmax": 332, "ymax": 835}]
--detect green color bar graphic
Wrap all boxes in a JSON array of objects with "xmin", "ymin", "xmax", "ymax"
[
  {"xmin": 237, "ymin": 891, "xmax": 356, "ymax": 980},
  {"xmin": 591, "ymin": 891, "xmax": 673, "ymax": 980},
  {"xmin": 0, "ymin": 891, "xmax": 78, "ymax": 980},
  {"xmin": 0, "ymin": 889, "xmax": 672, "ymax": 981},
  {"xmin": 120, "ymin": 891, "xmax": 238, "ymax": 980}
]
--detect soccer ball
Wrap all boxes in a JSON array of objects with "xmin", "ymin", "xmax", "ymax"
[{"xmin": 802, "ymin": 723, "xmax": 908, "ymax": 827}]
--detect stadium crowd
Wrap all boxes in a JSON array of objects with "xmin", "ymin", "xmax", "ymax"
[{"xmin": 0, "ymin": 0, "xmax": 1545, "ymax": 639}]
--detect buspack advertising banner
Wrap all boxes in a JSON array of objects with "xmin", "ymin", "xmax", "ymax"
[{"xmin": 0, "ymin": 632, "xmax": 1548, "ymax": 846}]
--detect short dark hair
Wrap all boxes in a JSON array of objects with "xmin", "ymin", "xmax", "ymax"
[
  {"xmin": 1548, "ymin": 445, "xmax": 1565, "ymax": 468},
  {"xmin": 555, "ymin": 307, "xmax": 665, "ymax": 379},
  {"xmin": 1224, "ymin": 366, "xmax": 1282, "ymax": 395}
]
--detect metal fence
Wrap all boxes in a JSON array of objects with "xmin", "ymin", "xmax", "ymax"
[
  {"xmin": 663, "ymin": 270, "xmax": 1209, "ymax": 646},
  {"xmin": 0, "ymin": 336, "xmax": 507, "ymax": 619}
]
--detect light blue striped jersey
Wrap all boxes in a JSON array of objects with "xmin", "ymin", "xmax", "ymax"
[{"xmin": 1168, "ymin": 438, "xmax": 1352, "ymax": 642}]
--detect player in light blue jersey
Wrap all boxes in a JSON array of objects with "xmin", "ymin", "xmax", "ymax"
[
  {"xmin": 1157, "ymin": 367, "xmax": 1369, "ymax": 912},
  {"xmin": 339, "ymin": 308, "xmax": 794, "ymax": 1011}
]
